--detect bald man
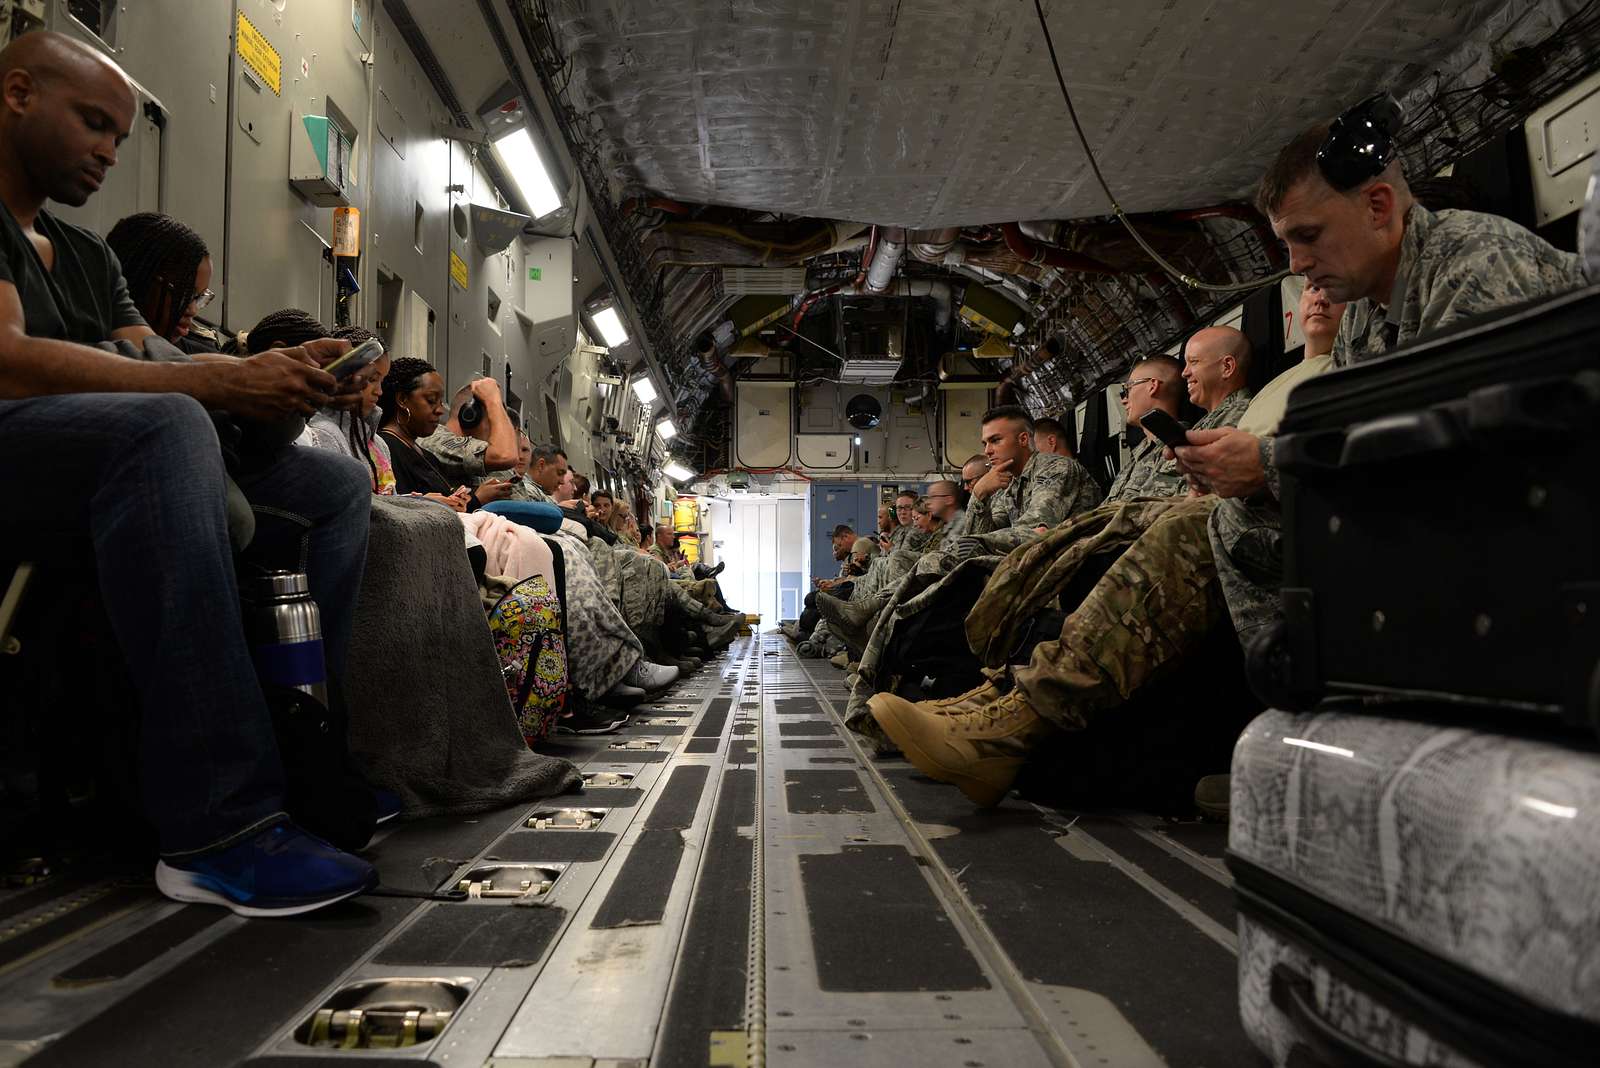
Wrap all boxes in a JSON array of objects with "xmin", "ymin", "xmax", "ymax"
[
  {"xmin": 0, "ymin": 33, "xmax": 376, "ymax": 912},
  {"xmin": 1181, "ymin": 327, "xmax": 1255, "ymax": 427}
]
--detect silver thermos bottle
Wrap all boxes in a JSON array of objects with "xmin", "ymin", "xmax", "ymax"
[{"xmin": 249, "ymin": 570, "xmax": 328, "ymax": 706}]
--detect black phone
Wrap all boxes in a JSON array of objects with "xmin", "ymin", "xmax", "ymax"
[
  {"xmin": 1138, "ymin": 409, "xmax": 1190, "ymax": 449},
  {"xmin": 322, "ymin": 337, "xmax": 386, "ymax": 381}
]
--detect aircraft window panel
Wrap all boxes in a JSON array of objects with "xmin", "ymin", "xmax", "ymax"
[{"xmin": 62, "ymin": 0, "xmax": 119, "ymax": 48}]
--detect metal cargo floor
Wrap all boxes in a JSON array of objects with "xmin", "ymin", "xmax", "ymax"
[{"xmin": 0, "ymin": 635, "xmax": 1259, "ymax": 1067}]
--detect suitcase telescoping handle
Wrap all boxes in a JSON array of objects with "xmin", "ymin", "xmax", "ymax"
[
  {"xmin": 1270, "ymin": 963, "xmax": 1413, "ymax": 1068},
  {"xmin": 1278, "ymin": 371, "xmax": 1600, "ymax": 474}
]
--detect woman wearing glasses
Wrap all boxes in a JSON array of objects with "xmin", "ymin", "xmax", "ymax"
[{"xmin": 106, "ymin": 211, "xmax": 220, "ymax": 353}]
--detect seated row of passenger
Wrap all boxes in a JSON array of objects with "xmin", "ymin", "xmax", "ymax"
[
  {"xmin": 800, "ymin": 108, "xmax": 1587, "ymax": 810},
  {"xmin": 0, "ymin": 32, "xmax": 742, "ymax": 917}
]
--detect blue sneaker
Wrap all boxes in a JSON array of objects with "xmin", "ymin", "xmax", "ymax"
[{"xmin": 154, "ymin": 821, "xmax": 377, "ymax": 917}]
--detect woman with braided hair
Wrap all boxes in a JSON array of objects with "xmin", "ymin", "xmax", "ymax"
[
  {"xmin": 375, "ymin": 355, "xmax": 473, "ymax": 511},
  {"xmin": 287, "ymin": 322, "xmax": 397, "ymax": 494},
  {"xmin": 105, "ymin": 211, "xmax": 219, "ymax": 351}
]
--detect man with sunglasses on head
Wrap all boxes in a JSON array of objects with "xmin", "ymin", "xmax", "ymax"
[{"xmin": 1184, "ymin": 97, "xmax": 1586, "ymax": 650}]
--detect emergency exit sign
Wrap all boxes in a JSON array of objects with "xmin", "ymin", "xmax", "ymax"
[{"xmin": 528, "ymin": 267, "xmax": 542, "ymax": 281}]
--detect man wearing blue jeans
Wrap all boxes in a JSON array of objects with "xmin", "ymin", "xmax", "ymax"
[{"xmin": 0, "ymin": 32, "xmax": 375, "ymax": 914}]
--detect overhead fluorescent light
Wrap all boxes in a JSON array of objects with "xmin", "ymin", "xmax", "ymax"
[
  {"xmin": 491, "ymin": 126, "xmax": 561, "ymax": 218},
  {"xmin": 657, "ymin": 417, "xmax": 678, "ymax": 440},
  {"xmin": 630, "ymin": 375, "xmax": 658, "ymax": 404},
  {"xmin": 592, "ymin": 305, "xmax": 630, "ymax": 347},
  {"xmin": 663, "ymin": 461, "xmax": 695, "ymax": 483}
]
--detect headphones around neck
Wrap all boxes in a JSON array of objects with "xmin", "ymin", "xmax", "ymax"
[{"xmin": 1317, "ymin": 93, "xmax": 1405, "ymax": 191}]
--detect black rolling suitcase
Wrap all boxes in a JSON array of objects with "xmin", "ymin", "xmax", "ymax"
[{"xmin": 1264, "ymin": 284, "xmax": 1600, "ymax": 733}]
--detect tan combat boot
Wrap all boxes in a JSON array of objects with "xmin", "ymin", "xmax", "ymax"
[
  {"xmin": 868, "ymin": 688, "xmax": 1052, "ymax": 807},
  {"xmin": 922, "ymin": 677, "xmax": 1007, "ymax": 716}
]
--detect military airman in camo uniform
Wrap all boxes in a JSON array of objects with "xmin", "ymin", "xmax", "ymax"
[
  {"xmin": 1195, "ymin": 128, "xmax": 1588, "ymax": 650},
  {"xmin": 865, "ymin": 329, "xmax": 1259, "ymax": 804}
]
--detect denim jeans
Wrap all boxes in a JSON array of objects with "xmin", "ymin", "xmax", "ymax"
[{"xmin": 0, "ymin": 393, "xmax": 370, "ymax": 855}]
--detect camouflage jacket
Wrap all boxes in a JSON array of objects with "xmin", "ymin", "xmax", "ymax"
[
  {"xmin": 889, "ymin": 522, "xmax": 930, "ymax": 553},
  {"xmin": 1258, "ymin": 204, "xmax": 1586, "ymax": 498},
  {"xmin": 964, "ymin": 451, "xmax": 1103, "ymax": 555},
  {"xmin": 419, "ymin": 428, "xmax": 488, "ymax": 486},
  {"xmin": 484, "ymin": 470, "xmax": 552, "ymax": 503},
  {"xmin": 1106, "ymin": 386, "xmax": 1254, "ymax": 503}
]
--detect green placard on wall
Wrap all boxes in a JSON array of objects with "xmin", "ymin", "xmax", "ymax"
[{"xmin": 528, "ymin": 267, "xmax": 542, "ymax": 281}]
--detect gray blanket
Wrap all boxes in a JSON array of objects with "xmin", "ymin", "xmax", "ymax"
[{"xmin": 345, "ymin": 496, "xmax": 581, "ymax": 816}]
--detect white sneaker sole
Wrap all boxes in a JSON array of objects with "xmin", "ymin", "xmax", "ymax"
[{"xmin": 155, "ymin": 862, "xmax": 373, "ymax": 918}]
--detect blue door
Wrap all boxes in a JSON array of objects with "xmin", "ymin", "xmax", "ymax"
[{"xmin": 809, "ymin": 482, "xmax": 860, "ymax": 582}]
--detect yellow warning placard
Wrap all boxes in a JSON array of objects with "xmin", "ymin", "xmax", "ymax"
[
  {"xmin": 236, "ymin": 12, "xmax": 282, "ymax": 96},
  {"xmin": 449, "ymin": 250, "xmax": 469, "ymax": 290}
]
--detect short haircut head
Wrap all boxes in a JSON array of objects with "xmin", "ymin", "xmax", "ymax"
[
  {"xmin": 1130, "ymin": 353, "xmax": 1183, "ymax": 396},
  {"xmin": 591, "ymin": 489, "xmax": 614, "ymax": 504},
  {"xmin": 930, "ymin": 479, "xmax": 959, "ymax": 497},
  {"xmin": 831, "ymin": 524, "xmax": 854, "ymax": 538},
  {"xmin": 530, "ymin": 443, "xmax": 566, "ymax": 466},
  {"xmin": 571, "ymin": 472, "xmax": 591, "ymax": 498},
  {"xmin": 895, "ymin": 489, "xmax": 917, "ymax": 502},
  {"xmin": 1256, "ymin": 119, "xmax": 1409, "ymax": 217},
  {"xmin": 980, "ymin": 404, "xmax": 1034, "ymax": 434},
  {"xmin": 1033, "ymin": 416, "xmax": 1066, "ymax": 439}
]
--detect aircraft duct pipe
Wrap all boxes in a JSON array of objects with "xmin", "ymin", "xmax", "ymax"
[
  {"xmin": 907, "ymin": 228, "xmax": 962, "ymax": 263},
  {"xmin": 695, "ymin": 333, "xmax": 736, "ymax": 404},
  {"xmin": 864, "ymin": 227, "xmax": 907, "ymax": 292},
  {"xmin": 1001, "ymin": 222, "xmax": 1120, "ymax": 273}
]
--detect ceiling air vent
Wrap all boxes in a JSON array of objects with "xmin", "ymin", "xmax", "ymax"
[{"xmin": 722, "ymin": 267, "xmax": 808, "ymax": 295}]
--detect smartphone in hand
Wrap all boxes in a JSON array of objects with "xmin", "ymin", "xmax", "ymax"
[{"xmin": 1139, "ymin": 409, "xmax": 1190, "ymax": 449}]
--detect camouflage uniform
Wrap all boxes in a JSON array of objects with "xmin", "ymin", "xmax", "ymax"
[
  {"xmin": 889, "ymin": 522, "xmax": 929, "ymax": 553},
  {"xmin": 1210, "ymin": 204, "xmax": 1587, "ymax": 644},
  {"xmin": 1105, "ymin": 387, "xmax": 1255, "ymax": 504},
  {"xmin": 1005, "ymin": 495, "xmax": 1225, "ymax": 730},
  {"xmin": 418, "ymin": 428, "xmax": 488, "ymax": 485},
  {"xmin": 846, "ymin": 451, "xmax": 1103, "ymax": 726}
]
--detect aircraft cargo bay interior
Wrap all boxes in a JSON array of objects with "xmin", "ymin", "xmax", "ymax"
[{"xmin": 1, "ymin": 2, "xmax": 1598, "ymax": 1067}]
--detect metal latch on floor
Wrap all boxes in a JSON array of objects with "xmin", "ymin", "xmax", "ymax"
[
  {"xmin": 608, "ymin": 739, "xmax": 662, "ymax": 751},
  {"xmin": 455, "ymin": 863, "xmax": 564, "ymax": 900},
  {"xmin": 582, "ymin": 771, "xmax": 636, "ymax": 788},
  {"xmin": 525, "ymin": 808, "xmax": 607, "ymax": 830},
  {"xmin": 297, "ymin": 979, "xmax": 466, "ymax": 1050}
]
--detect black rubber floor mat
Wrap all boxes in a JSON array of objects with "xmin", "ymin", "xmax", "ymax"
[
  {"xmin": 53, "ymin": 905, "xmax": 226, "ymax": 987},
  {"xmin": 647, "ymin": 766, "xmax": 711, "ymax": 830},
  {"xmin": 373, "ymin": 903, "xmax": 566, "ymax": 967},
  {"xmin": 367, "ymin": 801, "xmax": 535, "ymax": 893},
  {"xmin": 0, "ymin": 885, "xmax": 150, "ymax": 974},
  {"xmin": 728, "ymin": 740, "xmax": 758, "ymax": 765},
  {"xmin": 808, "ymin": 757, "xmax": 859, "ymax": 765},
  {"xmin": 784, "ymin": 770, "xmax": 875, "ymax": 814},
  {"xmin": 585, "ymin": 748, "xmax": 670, "ymax": 763},
  {"xmin": 684, "ymin": 738, "xmax": 719, "ymax": 754},
  {"xmin": 589, "ymin": 829, "xmax": 683, "ymax": 929},
  {"xmin": 655, "ymin": 773, "xmax": 754, "ymax": 1068},
  {"xmin": 880, "ymin": 769, "xmax": 1254, "ymax": 1066},
  {"xmin": 484, "ymin": 831, "xmax": 616, "ymax": 864},
  {"xmin": 780, "ymin": 739, "xmax": 845, "ymax": 749},
  {"xmin": 775, "ymin": 697, "xmax": 823, "ymax": 716},
  {"xmin": 27, "ymin": 897, "xmax": 414, "ymax": 1068},
  {"xmin": 570, "ymin": 788, "xmax": 643, "ymax": 808},
  {"xmin": 778, "ymin": 720, "xmax": 836, "ymax": 737},
  {"xmin": 1072, "ymin": 816, "xmax": 1236, "ymax": 929},
  {"xmin": 694, "ymin": 698, "xmax": 732, "ymax": 738},
  {"xmin": 799, "ymin": 846, "xmax": 988, "ymax": 992},
  {"xmin": 1155, "ymin": 819, "xmax": 1229, "ymax": 857},
  {"xmin": 0, "ymin": 874, "xmax": 93, "ymax": 926},
  {"xmin": 618, "ymin": 723, "xmax": 688, "ymax": 735}
]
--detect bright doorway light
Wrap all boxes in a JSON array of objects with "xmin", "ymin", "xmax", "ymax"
[
  {"xmin": 592, "ymin": 305, "xmax": 630, "ymax": 347},
  {"xmin": 630, "ymin": 375, "xmax": 658, "ymax": 404},
  {"xmin": 657, "ymin": 417, "xmax": 678, "ymax": 440},
  {"xmin": 663, "ymin": 461, "xmax": 695, "ymax": 483},
  {"xmin": 491, "ymin": 127, "xmax": 562, "ymax": 218}
]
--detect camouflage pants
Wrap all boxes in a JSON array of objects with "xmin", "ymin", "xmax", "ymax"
[
  {"xmin": 1207, "ymin": 496, "xmax": 1283, "ymax": 646},
  {"xmin": 844, "ymin": 548, "xmax": 971, "ymax": 728},
  {"xmin": 549, "ymin": 532, "xmax": 642, "ymax": 697},
  {"xmin": 1011, "ymin": 499, "xmax": 1227, "ymax": 731}
]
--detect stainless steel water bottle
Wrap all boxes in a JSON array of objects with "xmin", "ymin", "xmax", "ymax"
[{"xmin": 249, "ymin": 570, "xmax": 328, "ymax": 705}]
